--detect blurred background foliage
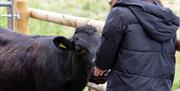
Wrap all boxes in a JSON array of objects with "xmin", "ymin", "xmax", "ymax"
[
  {"xmin": 28, "ymin": 0, "xmax": 110, "ymax": 37},
  {"xmin": 0, "ymin": 0, "xmax": 180, "ymax": 91}
]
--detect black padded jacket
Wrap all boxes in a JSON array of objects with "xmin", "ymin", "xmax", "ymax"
[{"xmin": 95, "ymin": 0, "xmax": 179, "ymax": 91}]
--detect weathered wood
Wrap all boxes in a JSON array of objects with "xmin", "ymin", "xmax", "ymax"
[
  {"xmin": 87, "ymin": 82, "xmax": 106, "ymax": 91},
  {"xmin": 29, "ymin": 8, "xmax": 105, "ymax": 33},
  {"xmin": 14, "ymin": 0, "xmax": 29, "ymax": 34}
]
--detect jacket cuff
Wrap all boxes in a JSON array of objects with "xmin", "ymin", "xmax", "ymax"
[{"xmin": 95, "ymin": 60, "xmax": 110, "ymax": 70}]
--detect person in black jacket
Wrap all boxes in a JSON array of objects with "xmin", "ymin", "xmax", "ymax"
[{"xmin": 93, "ymin": 0, "xmax": 179, "ymax": 91}]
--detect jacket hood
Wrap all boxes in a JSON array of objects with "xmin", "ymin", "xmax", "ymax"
[{"xmin": 114, "ymin": 0, "xmax": 180, "ymax": 42}]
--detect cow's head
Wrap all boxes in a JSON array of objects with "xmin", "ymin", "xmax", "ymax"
[
  {"xmin": 53, "ymin": 25, "xmax": 101, "ymax": 61},
  {"xmin": 53, "ymin": 25, "xmax": 101, "ymax": 88}
]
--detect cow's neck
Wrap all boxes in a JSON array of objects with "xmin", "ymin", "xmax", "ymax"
[
  {"xmin": 67, "ymin": 52, "xmax": 93, "ymax": 90},
  {"xmin": 73, "ymin": 53, "xmax": 92, "ymax": 80}
]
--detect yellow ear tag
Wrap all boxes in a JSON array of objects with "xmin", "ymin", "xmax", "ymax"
[{"xmin": 59, "ymin": 43, "xmax": 67, "ymax": 49}]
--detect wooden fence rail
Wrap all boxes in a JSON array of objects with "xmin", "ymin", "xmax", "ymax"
[
  {"xmin": 28, "ymin": 8, "xmax": 105, "ymax": 33},
  {"xmin": 13, "ymin": 0, "xmax": 105, "ymax": 34}
]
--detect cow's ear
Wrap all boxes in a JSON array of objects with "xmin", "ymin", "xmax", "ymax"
[{"xmin": 53, "ymin": 37, "xmax": 74, "ymax": 51}]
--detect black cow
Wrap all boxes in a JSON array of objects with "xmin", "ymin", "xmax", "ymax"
[{"xmin": 0, "ymin": 25, "xmax": 101, "ymax": 91}]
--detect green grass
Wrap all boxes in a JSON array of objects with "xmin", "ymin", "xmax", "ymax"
[
  {"xmin": 0, "ymin": 8, "xmax": 8, "ymax": 27},
  {"xmin": 174, "ymin": 53, "xmax": 180, "ymax": 91}
]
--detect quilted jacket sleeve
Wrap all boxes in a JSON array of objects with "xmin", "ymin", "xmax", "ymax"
[{"xmin": 95, "ymin": 7, "xmax": 125, "ymax": 70}]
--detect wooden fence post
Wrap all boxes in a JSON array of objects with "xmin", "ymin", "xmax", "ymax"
[{"xmin": 14, "ymin": 0, "xmax": 29, "ymax": 34}]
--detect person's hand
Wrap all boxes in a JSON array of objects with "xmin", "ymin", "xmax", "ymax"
[{"xmin": 93, "ymin": 66, "xmax": 106, "ymax": 77}]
